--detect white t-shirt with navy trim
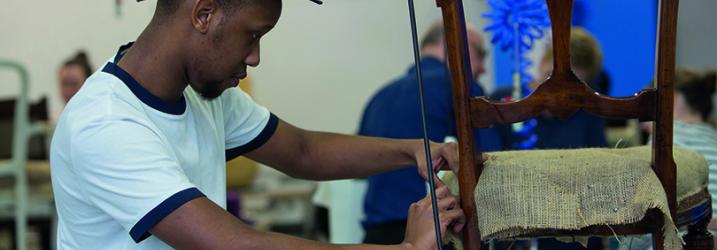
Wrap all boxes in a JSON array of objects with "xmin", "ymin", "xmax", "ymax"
[{"xmin": 50, "ymin": 43, "xmax": 278, "ymax": 249}]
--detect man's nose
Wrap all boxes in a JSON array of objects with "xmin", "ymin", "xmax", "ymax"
[{"xmin": 245, "ymin": 44, "xmax": 260, "ymax": 67}]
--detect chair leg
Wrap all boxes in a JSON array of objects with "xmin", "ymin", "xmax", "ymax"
[
  {"xmin": 652, "ymin": 214, "xmax": 666, "ymax": 250},
  {"xmin": 683, "ymin": 216, "xmax": 714, "ymax": 250}
]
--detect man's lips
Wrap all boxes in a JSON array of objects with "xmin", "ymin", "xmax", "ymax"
[{"xmin": 229, "ymin": 74, "xmax": 246, "ymax": 86}]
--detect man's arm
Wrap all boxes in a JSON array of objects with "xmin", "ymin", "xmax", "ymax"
[
  {"xmin": 150, "ymin": 197, "xmax": 407, "ymax": 249},
  {"xmin": 151, "ymin": 186, "xmax": 464, "ymax": 249},
  {"xmin": 245, "ymin": 119, "xmax": 458, "ymax": 181}
]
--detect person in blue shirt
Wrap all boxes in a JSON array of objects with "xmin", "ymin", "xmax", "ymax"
[{"xmin": 359, "ymin": 22, "xmax": 504, "ymax": 244}]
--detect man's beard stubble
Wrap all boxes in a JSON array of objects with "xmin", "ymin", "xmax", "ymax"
[{"xmin": 197, "ymin": 80, "xmax": 225, "ymax": 100}]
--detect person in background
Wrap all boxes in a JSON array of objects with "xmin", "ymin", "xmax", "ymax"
[
  {"xmin": 631, "ymin": 69, "xmax": 717, "ymax": 249},
  {"xmin": 58, "ymin": 51, "xmax": 93, "ymax": 104},
  {"xmin": 358, "ymin": 21, "xmax": 504, "ymax": 245},
  {"xmin": 531, "ymin": 27, "xmax": 608, "ymax": 151},
  {"xmin": 52, "ymin": 51, "xmax": 93, "ymax": 124},
  {"xmin": 492, "ymin": 27, "xmax": 608, "ymax": 151},
  {"xmin": 670, "ymin": 70, "xmax": 717, "ymax": 237}
]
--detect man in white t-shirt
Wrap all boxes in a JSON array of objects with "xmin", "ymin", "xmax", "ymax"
[{"xmin": 50, "ymin": 0, "xmax": 466, "ymax": 249}]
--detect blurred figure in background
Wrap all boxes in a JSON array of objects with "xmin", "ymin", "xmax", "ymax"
[
  {"xmin": 538, "ymin": 27, "xmax": 610, "ymax": 95},
  {"xmin": 58, "ymin": 51, "xmax": 93, "ymax": 104},
  {"xmin": 531, "ymin": 27, "xmax": 608, "ymax": 151},
  {"xmin": 53, "ymin": 51, "xmax": 93, "ymax": 124},
  {"xmin": 358, "ymin": 21, "xmax": 503, "ymax": 245},
  {"xmin": 493, "ymin": 27, "xmax": 608, "ymax": 151},
  {"xmin": 631, "ymin": 68, "xmax": 717, "ymax": 249},
  {"xmin": 670, "ymin": 70, "xmax": 717, "ymax": 227}
]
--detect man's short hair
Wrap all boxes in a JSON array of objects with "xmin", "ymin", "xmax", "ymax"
[
  {"xmin": 143, "ymin": 0, "xmax": 256, "ymax": 16},
  {"xmin": 542, "ymin": 27, "xmax": 603, "ymax": 81},
  {"xmin": 420, "ymin": 22, "xmax": 445, "ymax": 50},
  {"xmin": 420, "ymin": 21, "xmax": 486, "ymax": 60}
]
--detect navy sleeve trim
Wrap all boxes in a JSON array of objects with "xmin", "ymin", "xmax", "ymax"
[
  {"xmin": 129, "ymin": 187, "xmax": 205, "ymax": 243},
  {"xmin": 225, "ymin": 113, "xmax": 279, "ymax": 161}
]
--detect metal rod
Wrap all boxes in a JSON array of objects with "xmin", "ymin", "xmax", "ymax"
[{"xmin": 406, "ymin": 0, "xmax": 443, "ymax": 249}]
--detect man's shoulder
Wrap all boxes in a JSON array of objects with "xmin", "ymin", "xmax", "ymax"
[{"xmin": 60, "ymin": 70, "xmax": 150, "ymax": 133}]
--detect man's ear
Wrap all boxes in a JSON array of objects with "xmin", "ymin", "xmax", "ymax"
[{"xmin": 191, "ymin": 0, "xmax": 218, "ymax": 34}]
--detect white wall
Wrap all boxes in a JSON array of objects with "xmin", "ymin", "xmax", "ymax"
[
  {"xmin": 0, "ymin": 0, "xmax": 494, "ymax": 135},
  {"xmin": 2, "ymin": 0, "xmax": 713, "ymax": 136},
  {"xmin": 0, "ymin": 1, "xmax": 153, "ymax": 115},
  {"xmin": 676, "ymin": 0, "xmax": 717, "ymax": 70},
  {"xmin": 253, "ymin": 0, "xmax": 437, "ymax": 133}
]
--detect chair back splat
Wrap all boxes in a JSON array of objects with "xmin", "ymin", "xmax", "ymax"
[{"xmin": 434, "ymin": 0, "xmax": 681, "ymax": 249}]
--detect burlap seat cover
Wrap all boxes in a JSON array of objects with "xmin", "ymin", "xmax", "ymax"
[{"xmin": 442, "ymin": 146, "xmax": 708, "ymax": 249}]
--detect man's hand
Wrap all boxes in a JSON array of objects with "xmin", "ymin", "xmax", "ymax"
[
  {"xmin": 402, "ymin": 185, "xmax": 465, "ymax": 250},
  {"xmin": 413, "ymin": 141, "xmax": 459, "ymax": 184},
  {"xmin": 413, "ymin": 140, "xmax": 490, "ymax": 184}
]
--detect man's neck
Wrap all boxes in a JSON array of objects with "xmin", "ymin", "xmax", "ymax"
[
  {"xmin": 117, "ymin": 26, "xmax": 188, "ymax": 102},
  {"xmin": 420, "ymin": 45, "xmax": 446, "ymax": 63}
]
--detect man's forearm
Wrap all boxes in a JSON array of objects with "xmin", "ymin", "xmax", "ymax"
[
  {"xmin": 293, "ymin": 131, "xmax": 421, "ymax": 180},
  {"xmin": 243, "ymin": 229, "xmax": 412, "ymax": 250},
  {"xmin": 153, "ymin": 197, "xmax": 413, "ymax": 249},
  {"xmin": 245, "ymin": 120, "xmax": 431, "ymax": 181}
]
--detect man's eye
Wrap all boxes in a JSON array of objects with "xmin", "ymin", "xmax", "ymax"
[{"xmin": 250, "ymin": 33, "xmax": 258, "ymax": 40}]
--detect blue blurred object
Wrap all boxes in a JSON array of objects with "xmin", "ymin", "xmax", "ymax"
[
  {"xmin": 575, "ymin": 0, "xmax": 657, "ymax": 97},
  {"xmin": 483, "ymin": 0, "xmax": 550, "ymax": 149},
  {"xmin": 483, "ymin": 0, "xmax": 551, "ymax": 52},
  {"xmin": 491, "ymin": 0, "xmax": 658, "ymax": 97}
]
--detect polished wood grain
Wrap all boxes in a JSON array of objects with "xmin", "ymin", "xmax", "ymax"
[
  {"xmin": 652, "ymin": 0, "xmax": 679, "ymax": 222},
  {"xmin": 435, "ymin": 0, "xmax": 483, "ymax": 249},
  {"xmin": 470, "ymin": 87, "xmax": 658, "ymax": 128}
]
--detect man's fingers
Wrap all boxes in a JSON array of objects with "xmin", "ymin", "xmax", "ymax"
[
  {"xmin": 431, "ymin": 157, "xmax": 445, "ymax": 172},
  {"xmin": 450, "ymin": 209, "xmax": 466, "ymax": 233},
  {"xmin": 434, "ymin": 185, "xmax": 449, "ymax": 199},
  {"xmin": 437, "ymin": 195, "xmax": 457, "ymax": 211},
  {"xmin": 427, "ymin": 142, "xmax": 458, "ymax": 172},
  {"xmin": 442, "ymin": 142, "xmax": 459, "ymax": 170},
  {"xmin": 480, "ymin": 153, "xmax": 489, "ymax": 163},
  {"xmin": 432, "ymin": 175, "xmax": 446, "ymax": 188},
  {"xmin": 440, "ymin": 209, "xmax": 466, "ymax": 233},
  {"xmin": 431, "ymin": 157, "xmax": 443, "ymax": 168}
]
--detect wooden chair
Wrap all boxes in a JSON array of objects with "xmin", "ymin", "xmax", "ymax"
[{"xmin": 434, "ymin": 0, "xmax": 713, "ymax": 249}]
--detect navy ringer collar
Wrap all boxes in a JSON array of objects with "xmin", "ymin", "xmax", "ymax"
[{"xmin": 102, "ymin": 42, "xmax": 187, "ymax": 115}]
